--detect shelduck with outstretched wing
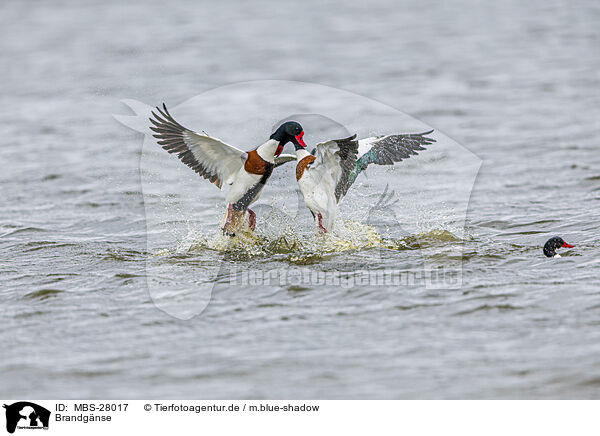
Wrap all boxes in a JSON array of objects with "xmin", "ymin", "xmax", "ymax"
[
  {"xmin": 294, "ymin": 130, "xmax": 435, "ymax": 232},
  {"xmin": 149, "ymin": 104, "xmax": 306, "ymax": 235}
]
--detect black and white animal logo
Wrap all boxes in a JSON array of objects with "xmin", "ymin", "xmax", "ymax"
[{"xmin": 3, "ymin": 402, "xmax": 50, "ymax": 434}]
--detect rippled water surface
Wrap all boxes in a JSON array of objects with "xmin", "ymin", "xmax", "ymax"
[{"xmin": 1, "ymin": 0, "xmax": 599, "ymax": 398}]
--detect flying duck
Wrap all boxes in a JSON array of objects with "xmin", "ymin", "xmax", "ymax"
[
  {"xmin": 543, "ymin": 236, "xmax": 574, "ymax": 258},
  {"xmin": 149, "ymin": 104, "xmax": 305, "ymax": 236},
  {"xmin": 292, "ymin": 131, "xmax": 435, "ymax": 232}
]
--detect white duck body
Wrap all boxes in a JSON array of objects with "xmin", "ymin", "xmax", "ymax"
[
  {"xmin": 295, "ymin": 137, "xmax": 359, "ymax": 232},
  {"xmin": 295, "ymin": 149, "xmax": 338, "ymax": 231},
  {"xmin": 224, "ymin": 139, "xmax": 279, "ymax": 206},
  {"xmin": 224, "ymin": 169, "xmax": 263, "ymax": 205}
]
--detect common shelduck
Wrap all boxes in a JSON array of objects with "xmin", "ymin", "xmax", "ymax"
[
  {"xmin": 543, "ymin": 236, "xmax": 574, "ymax": 258},
  {"xmin": 292, "ymin": 131, "xmax": 435, "ymax": 232},
  {"xmin": 149, "ymin": 104, "xmax": 305, "ymax": 236}
]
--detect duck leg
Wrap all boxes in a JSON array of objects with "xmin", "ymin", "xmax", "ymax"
[
  {"xmin": 222, "ymin": 204, "xmax": 235, "ymax": 236},
  {"xmin": 247, "ymin": 208, "xmax": 256, "ymax": 231},
  {"xmin": 317, "ymin": 213, "xmax": 328, "ymax": 233}
]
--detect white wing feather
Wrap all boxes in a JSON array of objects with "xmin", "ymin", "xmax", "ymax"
[
  {"xmin": 312, "ymin": 140, "xmax": 345, "ymax": 185},
  {"xmin": 311, "ymin": 136, "xmax": 359, "ymax": 202},
  {"xmin": 150, "ymin": 104, "xmax": 247, "ymax": 188}
]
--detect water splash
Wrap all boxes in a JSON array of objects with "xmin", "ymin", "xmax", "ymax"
[{"xmin": 152, "ymin": 219, "xmax": 462, "ymax": 261}]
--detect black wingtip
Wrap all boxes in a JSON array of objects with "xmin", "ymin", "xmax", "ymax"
[
  {"xmin": 417, "ymin": 130, "xmax": 435, "ymax": 143},
  {"xmin": 150, "ymin": 103, "xmax": 188, "ymax": 131},
  {"xmin": 152, "ymin": 103, "xmax": 166, "ymax": 115},
  {"xmin": 156, "ymin": 104, "xmax": 168, "ymax": 119},
  {"xmin": 149, "ymin": 110, "xmax": 161, "ymax": 123}
]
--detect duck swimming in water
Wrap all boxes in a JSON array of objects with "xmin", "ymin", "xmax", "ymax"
[
  {"xmin": 149, "ymin": 104, "xmax": 304, "ymax": 236},
  {"xmin": 292, "ymin": 131, "xmax": 435, "ymax": 232},
  {"xmin": 543, "ymin": 236, "xmax": 574, "ymax": 258}
]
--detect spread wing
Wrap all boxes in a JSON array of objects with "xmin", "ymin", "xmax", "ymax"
[
  {"xmin": 338, "ymin": 130, "xmax": 435, "ymax": 198},
  {"xmin": 149, "ymin": 104, "xmax": 247, "ymax": 189},
  {"xmin": 311, "ymin": 135, "xmax": 360, "ymax": 202}
]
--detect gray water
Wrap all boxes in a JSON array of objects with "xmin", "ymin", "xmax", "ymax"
[{"xmin": 2, "ymin": 0, "xmax": 600, "ymax": 399}]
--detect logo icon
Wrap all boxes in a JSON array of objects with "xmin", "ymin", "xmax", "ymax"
[{"xmin": 3, "ymin": 402, "xmax": 50, "ymax": 434}]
